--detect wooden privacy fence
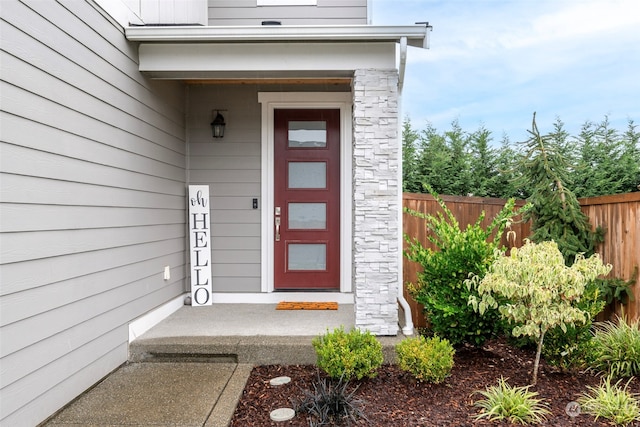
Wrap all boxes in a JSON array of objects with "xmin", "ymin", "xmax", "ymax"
[
  {"xmin": 403, "ymin": 192, "xmax": 640, "ymax": 329},
  {"xmin": 579, "ymin": 193, "xmax": 640, "ymax": 322}
]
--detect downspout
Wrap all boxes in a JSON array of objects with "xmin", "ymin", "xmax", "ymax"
[
  {"xmin": 398, "ymin": 36, "xmax": 408, "ymax": 94},
  {"xmin": 396, "ymin": 23, "xmax": 432, "ymax": 335},
  {"xmin": 396, "ymin": 36, "xmax": 414, "ymax": 335}
]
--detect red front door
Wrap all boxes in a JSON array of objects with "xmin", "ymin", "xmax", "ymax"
[{"xmin": 274, "ymin": 109, "xmax": 340, "ymax": 290}]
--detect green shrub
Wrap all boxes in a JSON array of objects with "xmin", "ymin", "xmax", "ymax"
[
  {"xmin": 529, "ymin": 276, "xmax": 633, "ymax": 372},
  {"xmin": 473, "ymin": 377, "xmax": 550, "ymax": 424},
  {"xmin": 578, "ymin": 377, "xmax": 640, "ymax": 426},
  {"xmin": 395, "ymin": 335, "xmax": 454, "ymax": 383},
  {"xmin": 590, "ymin": 315, "xmax": 640, "ymax": 378},
  {"xmin": 405, "ymin": 187, "xmax": 519, "ymax": 346},
  {"xmin": 312, "ymin": 327, "xmax": 383, "ymax": 380},
  {"xmin": 541, "ymin": 279, "xmax": 606, "ymax": 371},
  {"xmin": 594, "ymin": 274, "xmax": 636, "ymax": 306}
]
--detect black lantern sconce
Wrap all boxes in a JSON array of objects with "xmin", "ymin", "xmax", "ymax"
[{"xmin": 210, "ymin": 110, "xmax": 226, "ymax": 139}]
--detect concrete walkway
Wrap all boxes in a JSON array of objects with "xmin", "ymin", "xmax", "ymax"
[
  {"xmin": 42, "ymin": 362, "xmax": 253, "ymax": 427},
  {"xmin": 42, "ymin": 304, "xmax": 406, "ymax": 426}
]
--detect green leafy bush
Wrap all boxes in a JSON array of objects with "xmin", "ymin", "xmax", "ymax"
[
  {"xmin": 312, "ymin": 327, "xmax": 383, "ymax": 380},
  {"xmin": 405, "ymin": 187, "xmax": 519, "ymax": 346},
  {"xmin": 541, "ymin": 279, "xmax": 606, "ymax": 371},
  {"xmin": 590, "ymin": 315, "xmax": 640, "ymax": 378},
  {"xmin": 594, "ymin": 274, "xmax": 636, "ymax": 305},
  {"xmin": 295, "ymin": 374, "xmax": 366, "ymax": 426},
  {"xmin": 540, "ymin": 275, "xmax": 634, "ymax": 371},
  {"xmin": 578, "ymin": 377, "xmax": 640, "ymax": 426},
  {"xmin": 395, "ymin": 335, "xmax": 454, "ymax": 383},
  {"xmin": 473, "ymin": 377, "xmax": 550, "ymax": 424}
]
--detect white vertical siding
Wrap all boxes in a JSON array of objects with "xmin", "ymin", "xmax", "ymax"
[
  {"xmin": 208, "ymin": 0, "xmax": 367, "ymax": 26},
  {"xmin": 0, "ymin": 1, "xmax": 186, "ymax": 425},
  {"xmin": 140, "ymin": 0, "xmax": 207, "ymax": 25}
]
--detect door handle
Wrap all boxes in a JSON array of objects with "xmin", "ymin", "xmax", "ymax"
[{"xmin": 275, "ymin": 217, "xmax": 281, "ymax": 241}]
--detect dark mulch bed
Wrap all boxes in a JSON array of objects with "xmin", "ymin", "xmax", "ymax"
[{"xmin": 230, "ymin": 338, "xmax": 640, "ymax": 426}]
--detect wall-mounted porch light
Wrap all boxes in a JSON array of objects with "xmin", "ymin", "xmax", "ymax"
[{"xmin": 210, "ymin": 110, "xmax": 226, "ymax": 138}]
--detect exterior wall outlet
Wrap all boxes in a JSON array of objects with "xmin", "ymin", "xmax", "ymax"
[{"xmin": 163, "ymin": 266, "xmax": 171, "ymax": 281}]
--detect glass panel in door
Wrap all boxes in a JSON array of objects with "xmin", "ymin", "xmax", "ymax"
[
  {"xmin": 288, "ymin": 162, "xmax": 326, "ymax": 189},
  {"xmin": 288, "ymin": 203, "xmax": 327, "ymax": 229},
  {"xmin": 288, "ymin": 121, "xmax": 327, "ymax": 148},
  {"xmin": 287, "ymin": 243, "xmax": 327, "ymax": 271}
]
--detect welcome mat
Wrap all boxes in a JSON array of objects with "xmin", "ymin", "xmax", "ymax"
[{"xmin": 276, "ymin": 302, "xmax": 338, "ymax": 310}]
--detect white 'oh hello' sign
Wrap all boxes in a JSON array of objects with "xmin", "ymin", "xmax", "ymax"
[{"xmin": 188, "ymin": 185, "xmax": 212, "ymax": 306}]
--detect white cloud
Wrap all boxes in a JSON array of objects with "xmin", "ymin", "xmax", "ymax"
[
  {"xmin": 374, "ymin": 0, "xmax": 640, "ymax": 140},
  {"xmin": 504, "ymin": 0, "xmax": 640, "ymax": 50}
]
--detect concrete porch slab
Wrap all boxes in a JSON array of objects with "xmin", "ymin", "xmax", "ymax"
[
  {"xmin": 129, "ymin": 303, "xmax": 404, "ymax": 365},
  {"xmin": 137, "ymin": 303, "xmax": 357, "ymax": 338}
]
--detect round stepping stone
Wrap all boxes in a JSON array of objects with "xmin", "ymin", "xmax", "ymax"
[
  {"xmin": 565, "ymin": 401, "xmax": 581, "ymax": 417},
  {"xmin": 269, "ymin": 376, "xmax": 291, "ymax": 386},
  {"xmin": 270, "ymin": 407, "xmax": 295, "ymax": 422}
]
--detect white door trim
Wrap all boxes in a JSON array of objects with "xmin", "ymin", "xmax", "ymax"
[{"xmin": 258, "ymin": 92, "xmax": 353, "ymax": 294}]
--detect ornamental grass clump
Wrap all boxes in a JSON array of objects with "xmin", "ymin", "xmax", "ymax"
[
  {"xmin": 395, "ymin": 335, "xmax": 454, "ymax": 383},
  {"xmin": 295, "ymin": 374, "xmax": 367, "ymax": 427},
  {"xmin": 590, "ymin": 315, "xmax": 640, "ymax": 378},
  {"xmin": 312, "ymin": 327, "xmax": 383, "ymax": 380},
  {"xmin": 467, "ymin": 240, "xmax": 611, "ymax": 384},
  {"xmin": 473, "ymin": 377, "xmax": 550, "ymax": 425},
  {"xmin": 577, "ymin": 376, "xmax": 640, "ymax": 426}
]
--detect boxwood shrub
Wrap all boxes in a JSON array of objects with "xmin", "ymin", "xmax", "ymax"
[{"xmin": 312, "ymin": 326, "xmax": 383, "ymax": 380}]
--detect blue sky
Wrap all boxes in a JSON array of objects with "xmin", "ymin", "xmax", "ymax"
[{"xmin": 372, "ymin": 0, "xmax": 640, "ymax": 143}]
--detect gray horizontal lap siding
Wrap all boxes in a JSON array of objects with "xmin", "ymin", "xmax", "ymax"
[
  {"xmin": 208, "ymin": 0, "xmax": 367, "ymax": 26},
  {"xmin": 188, "ymin": 85, "xmax": 262, "ymax": 292},
  {"xmin": 187, "ymin": 84, "xmax": 351, "ymax": 293},
  {"xmin": 0, "ymin": 1, "xmax": 186, "ymax": 425}
]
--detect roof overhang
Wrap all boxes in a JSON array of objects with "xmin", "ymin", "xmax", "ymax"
[
  {"xmin": 125, "ymin": 24, "xmax": 431, "ymax": 49},
  {"xmin": 126, "ymin": 24, "xmax": 431, "ymax": 82},
  {"xmin": 134, "ymin": 42, "xmax": 396, "ymax": 80}
]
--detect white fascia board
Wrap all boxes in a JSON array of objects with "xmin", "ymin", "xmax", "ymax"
[
  {"xmin": 258, "ymin": 0, "xmax": 317, "ymax": 5},
  {"xmin": 126, "ymin": 24, "xmax": 429, "ymax": 49},
  {"xmin": 138, "ymin": 42, "xmax": 396, "ymax": 76}
]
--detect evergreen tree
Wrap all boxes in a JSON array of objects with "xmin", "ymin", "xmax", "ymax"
[
  {"xmin": 573, "ymin": 120, "xmax": 599, "ymax": 198},
  {"xmin": 445, "ymin": 119, "xmax": 472, "ymax": 195},
  {"xmin": 620, "ymin": 119, "xmax": 640, "ymax": 194},
  {"xmin": 415, "ymin": 123, "xmax": 453, "ymax": 194},
  {"xmin": 469, "ymin": 125, "xmax": 498, "ymax": 197},
  {"xmin": 573, "ymin": 117, "xmax": 640, "ymax": 198},
  {"xmin": 402, "ymin": 117, "xmax": 421, "ymax": 193},
  {"xmin": 519, "ymin": 113, "xmax": 603, "ymax": 264},
  {"xmin": 400, "ymin": 115, "xmax": 638, "ymax": 198},
  {"xmin": 548, "ymin": 117, "xmax": 574, "ymax": 164},
  {"xmin": 489, "ymin": 134, "xmax": 526, "ymax": 199}
]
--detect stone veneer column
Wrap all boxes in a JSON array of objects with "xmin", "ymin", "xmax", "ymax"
[{"xmin": 352, "ymin": 69, "xmax": 400, "ymax": 335}]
